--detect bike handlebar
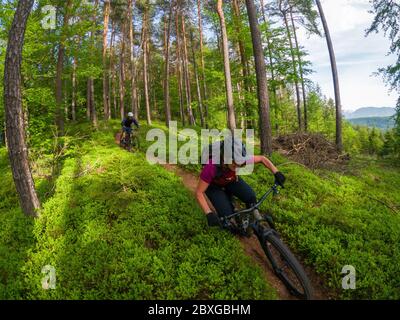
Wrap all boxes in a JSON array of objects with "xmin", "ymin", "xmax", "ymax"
[{"xmin": 223, "ymin": 184, "xmax": 280, "ymax": 219}]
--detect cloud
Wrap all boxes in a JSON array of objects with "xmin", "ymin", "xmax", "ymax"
[
  {"xmin": 296, "ymin": 0, "xmax": 398, "ymax": 111},
  {"xmin": 316, "ymin": 0, "xmax": 372, "ymax": 33}
]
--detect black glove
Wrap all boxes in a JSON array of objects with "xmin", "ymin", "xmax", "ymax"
[
  {"xmin": 206, "ymin": 212, "xmax": 221, "ymax": 227},
  {"xmin": 274, "ymin": 171, "xmax": 286, "ymax": 188}
]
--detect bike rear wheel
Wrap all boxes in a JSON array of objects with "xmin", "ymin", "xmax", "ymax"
[{"xmin": 259, "ymin": 229, "xmax": 313, "ymax": 300}]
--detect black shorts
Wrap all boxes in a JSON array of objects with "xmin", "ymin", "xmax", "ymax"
[{"xmin": 205, "ymin": 177, "xmax": 256, "ymax": 218}]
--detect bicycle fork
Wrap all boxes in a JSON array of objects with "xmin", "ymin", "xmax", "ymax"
[{"xmin": 251, "ymin": 209, "xmax": 279, "ymax": 243}]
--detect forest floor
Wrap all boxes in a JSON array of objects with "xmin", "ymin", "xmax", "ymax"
[
  {"xmin": 1, "ymin": 121, "xmax": 399, "ymax": 299},
  {"xmin": 124, "ymin": 121, "xmax": 400, "ymax": 300},
  {"xmin": 157, "ymin": 160, "xmax": 333, "ymax": 300}
]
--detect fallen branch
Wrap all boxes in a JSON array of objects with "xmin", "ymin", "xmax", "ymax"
[{"xmin": 366, "ymin": 195, "xmax": 399, "ymax": 214}]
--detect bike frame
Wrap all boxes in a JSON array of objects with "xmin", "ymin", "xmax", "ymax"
[
  {"xmin": 221, "ymin": 183, "xmax": 280, "ymax": 223},
  {"xmin": 122, "ymin": 128, "xmax": 139, "ymax": 146}
]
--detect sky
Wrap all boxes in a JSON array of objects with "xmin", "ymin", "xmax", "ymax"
[{"xmin": 297, "ymin": 0, "xmax": 398, "ymax": 112}]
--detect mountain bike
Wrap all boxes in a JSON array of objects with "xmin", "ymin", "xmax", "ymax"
[
  {"xmin": 220, "ymin": 184, "xmax": 313, "ymax": 300},
  {"xmin": 120, "ymin": 128, "xmax": 140, "ymax": 153}
]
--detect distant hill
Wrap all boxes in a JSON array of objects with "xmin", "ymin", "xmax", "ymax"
[
  {"xmin": 344, "ymin": 107, "xmax": 395, "ymax": 119},
  {"xmin": 348, "ymin": 116, "xmax": 395, "ymax": 130}
]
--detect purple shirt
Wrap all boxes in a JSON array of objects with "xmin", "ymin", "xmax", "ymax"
[
  {"xmin": 200, "ymin": 157, "xmax": 255, "ymax": 184},
  {"xmin": 200, "ymin": 161, "xmax": 218, "ymax": 184}
]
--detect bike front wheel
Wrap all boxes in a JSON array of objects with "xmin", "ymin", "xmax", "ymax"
[
  {"xmin": 131, "ymin": 135, "xmax": 140, "ymax": 152},
  {"xmin": 259, "ymin": 229, "xmax": 313, "ymax": 300}
]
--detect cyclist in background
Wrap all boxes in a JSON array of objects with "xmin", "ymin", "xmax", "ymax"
[{"xmin": 121, "ymin": 112, "xmax": 139, "ymax": 144}]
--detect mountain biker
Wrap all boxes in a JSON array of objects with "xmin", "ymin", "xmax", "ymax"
[
  {"xmin": 121, "ymin": 112, "xmax": 139, "ymax": 144},
  {"xmin": 196, "ymin": 136, "xmax": 286, "ymax": 228}
]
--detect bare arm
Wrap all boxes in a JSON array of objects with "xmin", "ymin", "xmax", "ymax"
[
  {"xmin": 196, "ymin": 179, "xmax": 212, "ymax": 214},
  {"xmin": 253, "ymin": 155, "xmax": 279, "ymax": 174}
]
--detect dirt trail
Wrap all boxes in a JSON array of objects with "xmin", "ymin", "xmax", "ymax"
[
  {"xmin": 114, "ymin": 133, "xmax": 333, "ymax": 300},
  {"xmin": 160, "ymin": 163, "xmax": 332, "ymax": 300}
]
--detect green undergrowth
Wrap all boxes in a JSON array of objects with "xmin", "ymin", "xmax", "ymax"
[
  {"xmin": 2, "ymin": 120, "xmax": 399, "ymax": 299},
  {"xmin": 0, "ymin": 121, "xmax": 275, "ymax": 299},
  {"xmin": 140, "ymin": 121, "xmax": 400, "ymax": 299}
]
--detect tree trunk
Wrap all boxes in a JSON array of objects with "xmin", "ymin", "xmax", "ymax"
[
  {"xmin": 3, "ymin": 0, "xmax": 41, "ymax": 217},
  {"xmin": 163, "ymin": 3, "xmax": 172, "ymax": 127},
  {"xmin": 181, "ymin": 14, "xmax": 195, "ymax": 125},
  {"xmin": 87, "ymin": 78, "xmax": 97, "ymax": 124},
  {"xmin": 316, "ymin": 0, "xmax": 343, "ymax": 152},
  {"xmin": 64, "ymin": 78, "xmax": 69, "ymax": 120},
  {"xmin": 128, "ymin": 0, "xmax": 138, "ymax": 119},
  {"xmin": 102, "ymin": 0, "xmax": 111, "ymax": 120},
  {"xmin": 245, "ymin": 0, "xmax": 272, "ymax": 155},
  {"xmin": 190, "ymin": 30, "xmax": 205, "ymax": 127},
  {"xmin": 175, "ymin": 13, "xmax": 185, "ymax": 126},
  {"xmin": 88, "ymin": 0, "xmax": 98, "ymax": 126},
  {"xmin": 232, "ymin": 0, "xmax": 250, "ymax": 92},
  {"xmin": 290, "ymin": 9, "xmax": 308, "ymax": 131},
  {"xmin": 143, "ymin": 4, "xmax": 151, "ymax": 125},
  {"xmin": 282, "ymin": 8, "xmax": 302, "ymax": 131},
  {"xmin": 110, "ymin": 21, "xmax": 117, "ymax": 119},
  {"xmin": 217, "ymin": 0, "xmax": 236, "ymax": 130},
  {"xmin": 119, "ymin": 22, "xmax": 126, "ymax": 120},
  {"xmin": 71, "ymin": 56, "xmax": 77, "ymax": 121},
  {"xmin": 86, "ymin": 78, "xmax": 91, "ymax": 120},
  {"xmin": 90, "ymin": 78, "xmax": 97, "ymax": 126},
  {"xmin": 197, "ymin": 0, "xmax": 208, "ymax": 126},
  {"xmin": 55, "ymin": 18, "xmax": 64, "ymax": 130},
  {"xmin": 260, "ymin": 0, "xmax": 279, "ymax": 132},
  {"xmin": 232, "ymin": 0, "xmax": 252, "ymax": 129},
  {"xmin": 55, "ymin": 0, "xmax": 72, "ymax": 136}
]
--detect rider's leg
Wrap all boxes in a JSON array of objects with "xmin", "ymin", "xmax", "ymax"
[
  {"xmin": 121, "ymin": 128, "xmax": 126, "ymax": 142},
  {"xmin": 224, "ymin": 177, "xmax": 256, "ymax": 208},
  {"xmin": 226, "ymin": 177, "xmax": 259, "ymax": 230},
  {"xmin": 205, "ymin": 184, "xmax": 235, "ymax": 219}
]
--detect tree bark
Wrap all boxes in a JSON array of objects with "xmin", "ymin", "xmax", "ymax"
[
  {"xmin": 86, "ymin": 77, "xmax": 91, "ymax": 120},
  {"xmin": 55, "ymin": 0, "xmax": 72, "ymax": 136},
  {"xmin": 190, "ymin": 30, "xmax": 205, "ymax": 128},
  {"xmin": 316, "ymin": 0, "xmax": 342, "ymax": 152},
  {"xmin": 245, "ymin": 0, "xmax": 272, "ymax": 155},
  {"xmin": 190, "ymin": 29, "xmax": 205, "ymax": 127},
  {"xmin": 64, "ymin": 78, "xmax": 68, "ymax": 120},
  {"xmin": 128, "ymin": 0, "xmax": 138, "ymax": 119},
  {"xmin": 90, "ymin": 78, "xmax": 97, "ymax": 125},
  {"xmin": 102, "ymin": 0, "xmax": 111, "ymax": 120},
  {"xmin": 290, "ymin": 8, "xmax": 308, "ymax": 131},
  {"xmin": 110, "ymin": 21, "xmax": 117, "ymax": 119},
  {"xmin": 163, "ymin": 3, "xmax": 172, "ymax": 127},
  {"xmin": 71, "ymin": 55, "xmax": 77, "ymax": 121},
  {"xmin": 3, "ymin": 0, "xmax": 41, "ymax": 217},
  {"xmin": 232, "ymin": 0, "xmax": 252, "ymax": 129},
  {"xmin": 197, "ymin": 0, "xmax": 208, "ymax": 126},
  {"xmin": 181, "ymin": 14, "xmax": 195, "ymax": 125},
  {"xmin": 281, "ymin": 6, "xmax": 302, "ymax": 131},
  {"xmin": 175, "ymin": 13, "xmax": 185, "ymax": 126},
  {"xmin": 119, "ymin": 22, "xmax": 126, "ymax": 120},
  {"xmin": 232, "ymin": 0, "xmax": 251, "ymax": 92},
  {"xmin": 217, "ymin": 0, "xmax": 236, "ymax": 130},
  {"xmin": 143, "ymin": 4, "xmax": 152, "ymax": 125},
  {"xmin": 87, "ymin": 78, "xmax": 97, "ymax": 125},
  {"xmin": 88, "ymin": 0, "xmax": 98, "ymax": 126},
  {"xmin": 260, "ymin": 0, "xmax": 279, "ymax": 132}
]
